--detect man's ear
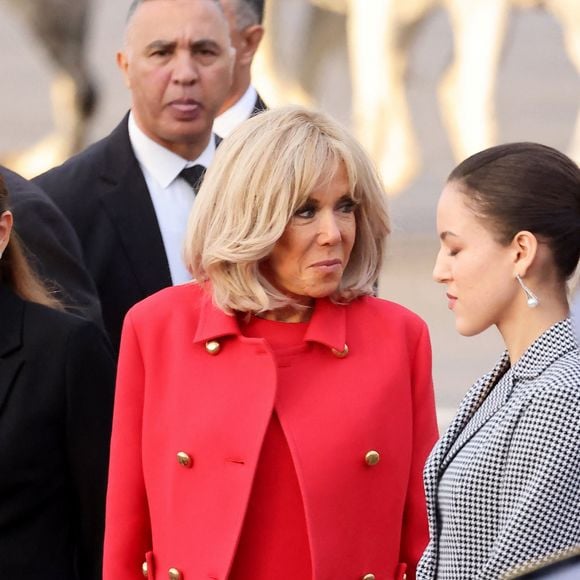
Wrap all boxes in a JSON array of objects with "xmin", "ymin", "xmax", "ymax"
[
  {"xmin": 116, "ymin": 50, "xmax": 132, "ymax": 89},
  {"xmin": 511, "ymin": 230, "xmax": 538, "ymax": 277},
  {"xmin": 238, "ymin": 25, "xmax": 264, "ymax": 66}
]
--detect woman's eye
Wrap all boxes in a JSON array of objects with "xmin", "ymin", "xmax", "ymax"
[
  {"xmin": 294, "ymin": 205, "xmax": 316, "ymax": 219},
  {"xmin": 338, "ymin": 199, "xmax": 357, "ymax": 213},
  {"xmin": 448, "ymin": 249, "xmax": 460, "ymax": 257}
]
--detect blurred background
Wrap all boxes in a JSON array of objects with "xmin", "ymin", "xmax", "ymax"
[{"xmin": 0, "ymin": 0, "xmax": 578, "ymax": 427}]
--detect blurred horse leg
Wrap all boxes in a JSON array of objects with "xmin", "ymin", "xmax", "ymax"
[
  {"xmin": 545, "ymin": 0, "xmax": 580, "ymax": 163},
  {"xmin": 438, "ymin": 0, "xmax": 509, "ymax": 161},
  {"xmin": 252, "ymin": 0, "xmax": 316, "ymax": 108},
  {"xmin": 347, "ymin": 0, "xmax": 435, "ymax": 194},
  {"xmin": 3, "ymin": 0, "xmax": 96, "ymax": 176}
]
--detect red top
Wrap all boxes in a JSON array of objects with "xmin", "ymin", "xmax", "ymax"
[{"xmin": 229, "ymin": 316, "xmax": 312, "ymax": 579}]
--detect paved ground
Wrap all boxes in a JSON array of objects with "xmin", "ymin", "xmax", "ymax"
[{"xmin": 0, "ymin": 2, "xmax": 578, "ymax": 428}]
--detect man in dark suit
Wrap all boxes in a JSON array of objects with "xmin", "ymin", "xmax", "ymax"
[
  {"xmin": 35, "ymin": 0, "xmax": 235, "ymax": 351},
  {"xmin": 572, "ymin": 289, "xmax": 579, "ymax": 343},
  {"xmin": 509, "ymin": 547, "xmax": 580, "ymax": 579},
  {"xmin": 213, "ymin": 0, "xmax": 267, "ymax": 138},
  {"xmin": 1, "ymin": 165, "xmax": 102, "ymax": 325}
]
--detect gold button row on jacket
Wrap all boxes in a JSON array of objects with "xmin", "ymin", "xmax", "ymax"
[
  {"xmin": 142, "ymin": 562, "xmax": 183, "ymax": 579},
  {"xmin": 365, "ymin": 450, "xmax": 380, "ymax": 466},
  {"xmin": 205, "ymin": 340, "xmax": 221, "ymax": 355},
  {"xmin": 331, "ymin": 344, "xmax": 349, "ymax": 358},
  {"xmin": 207, "ymin": 340, "xmax": 350, "ymax": 358},
  {"xmin": 362, "ymin": 574, "xmax": 376, "ymax": 580},
  {"xmin": 176, "ymin": 451, "xmax": 193, "ymax": 468}
]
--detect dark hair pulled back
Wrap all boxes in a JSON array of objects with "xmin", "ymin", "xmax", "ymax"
[{"xmin": 449, "ymin": 142, "xmax": 580, "ymax": 280}]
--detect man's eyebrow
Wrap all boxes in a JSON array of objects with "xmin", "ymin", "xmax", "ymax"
[
  {"xmin": 190, "ymin": 39, "xmax": 221, "ymax": 51},
  {"xmin": 144, "ymin": 39, "xmax": 222, "ymax": 52},
  {"xmin": 145, "ymin": 40, "xmax": 176, "ymax": 52}
]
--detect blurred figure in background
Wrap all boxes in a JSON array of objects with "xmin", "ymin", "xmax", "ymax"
[
  {"xmin": 213, "ymin": 0, "xmax": 266, "ymax": 138},
  {"xmin": 420, "ymin": 143, "xmax": 580, "ymax": 579},
  {"xmin": 0, "ymin": 174, "xmax": 115, "ymax": 579},
  {"xmin": 572, "ymin": 287, "xmax": 580, "ymax": 343},
  {"xmin": 104, "ymin": 106, "xmax": 437, "ymax": 580},
  {"xmin": 507, "ymin": 545, "xmax": 580, "ymax": 579}
]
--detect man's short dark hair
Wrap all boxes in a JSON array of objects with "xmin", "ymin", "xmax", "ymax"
[{"xmin": 126, "ymin": 0, "xmax": 223, "ymax": 24}]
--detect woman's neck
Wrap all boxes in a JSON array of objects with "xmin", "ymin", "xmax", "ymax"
[
  {"xmin": 258, "ymin": 304, "xmax": 313, "ymax": 323},
  {"xmin": 498, "ymin": 291, "xmax": 569, "ymax": 363}
]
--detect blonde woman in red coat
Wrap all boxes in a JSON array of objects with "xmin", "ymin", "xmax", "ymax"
[{"xmin": 103, "ymin": 106, "xmax": 438, "ymax": 580}]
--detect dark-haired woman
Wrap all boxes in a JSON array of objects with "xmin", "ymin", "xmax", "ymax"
[
  {"xmin": 418, "ymin": 142, "xmax": 580, "ymax": 580},
  {"xmin": 0, "ymin": 174, "xmax": 115, "ymax": 580}
]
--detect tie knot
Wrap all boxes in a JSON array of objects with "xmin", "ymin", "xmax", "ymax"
[{"xmin": 179, "ymin": 164, "xmax": 206, "ymax": 193}]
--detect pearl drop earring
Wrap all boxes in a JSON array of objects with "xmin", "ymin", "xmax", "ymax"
[{"xmin": 516, "ymin": 274, "xmax": 539, "ymax": 308}]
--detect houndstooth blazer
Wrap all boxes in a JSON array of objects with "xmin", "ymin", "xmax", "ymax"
[{"xmin": 417, "ymin": 319, "xmax": 580, "ymax": 580}]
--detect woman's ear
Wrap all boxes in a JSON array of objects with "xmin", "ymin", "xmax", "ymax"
[
  {"xmin": 0, "ymin": 210, "xmax": 13, "ymax": 256},
  {"xmin": 511, "ymin": 230, "xmax": 538, "ymax": 276}
]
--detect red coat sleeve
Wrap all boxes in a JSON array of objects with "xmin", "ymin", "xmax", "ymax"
[
  {"xmin": 399, "ymin": 321, "xmax": 439, "ymax": 579},
  {"xmin": 103, "ymin": 312, "xmax": 152, "ymax": 578}
]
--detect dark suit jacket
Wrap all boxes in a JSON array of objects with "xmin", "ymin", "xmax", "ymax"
[
  {"xmin": 1, "ymin": 166, "xmax": 102, "ymax": 325},
  {"xmin": 0, "ymin": 285, "xmax": 115, "ymax": 579},
  {"xmin": 34, "ymin": 114, "xmax": 172, "ymax": 352}
]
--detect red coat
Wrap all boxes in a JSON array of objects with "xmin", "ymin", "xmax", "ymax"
[{"xmin": 104, "ymin": 283, "xmax": 438, "ymax": 580}]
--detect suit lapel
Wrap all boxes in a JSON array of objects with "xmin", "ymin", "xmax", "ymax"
[
  {"xmin": 434, "ymin": 352, "xmax": 509, "ymax": 472},
  {"xmin": 97, "ymin": 115, "xmax": 172, "ymax": 296},
  {"xmin": 440, "ymin": 363, "xmax": 513, "ymax": 472},
  {"xmin": 251, "ymin": 93, "xmax": 267, "ymax": 116},
  {"xmin": 0, "ymin": 287, "xmax": 25, "ymax": 415},
  {"xmin": 422, "ymin": 351, "xmax": 510, "ymax": 551}
]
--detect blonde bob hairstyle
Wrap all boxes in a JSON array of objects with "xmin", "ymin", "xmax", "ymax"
[{"xmin": 184, "ymin": 105, "xmax": 391, "ymax": 314}]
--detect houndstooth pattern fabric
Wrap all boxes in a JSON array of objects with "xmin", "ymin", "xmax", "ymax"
[{"xmin": 417, "ymin": 319, "xmax": 580, "ymax": 580}]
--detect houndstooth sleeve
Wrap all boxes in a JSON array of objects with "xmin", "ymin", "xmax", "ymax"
[{"xmin": 481, "ymin": 358, "xmax": 580, "ymax": 579}]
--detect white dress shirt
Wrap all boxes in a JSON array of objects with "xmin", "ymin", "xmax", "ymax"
[
  {"xmin": 213, "ymin": 85, "xmax": 258, "ymax": 138},
  {"xmin": 128, "ymin": 113, "xmax": 215, "ymax": 285}
]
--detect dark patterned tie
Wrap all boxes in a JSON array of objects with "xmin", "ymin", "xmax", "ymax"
[{"xmin": 179, "ymin": 164, "xmax": 206, "ymax": 194}]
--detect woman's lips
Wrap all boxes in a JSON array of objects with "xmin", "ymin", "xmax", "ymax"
[
  {"xmin": 310, "ymin": 259, "xmax": 342, "ymax": 273},
  {"xmin": 446, "ymin": 293, "xmax": 457, "ymax": 310}
]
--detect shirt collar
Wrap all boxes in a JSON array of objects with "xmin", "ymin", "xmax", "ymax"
[
  {"xmin": 194, "ymin": 286, "xmax": 347, "ymax": 352},
  {"xmin": 128, "ymin": 111, "xmax": 216, "ymax": 188},
  {"xmin": 511, "ymin": 318, "xmax": 577, "ymax": 380},
  {"xmin": 212, "ymin": 85, "xmax": 258, "ymax": 139}
]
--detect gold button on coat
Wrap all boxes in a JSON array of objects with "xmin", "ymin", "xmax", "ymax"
[
  {"xmin": 331, "ymin": 344, "xmax": 349, "ymax": 358},
  {"xmin": 176, "ymin": 451, "xmax": 193, "ymax": 468},
  {"xmin": 365, "ymin": 450, "xmax": 380, "ymax": 466},
  {"xmin": 142, "ymin": 561, "xmax": 148, "ymax": 577},
  {"xmin": 168, "ymin": 568, "xmax": 183, "ymax": 580},
  {"xmin": 362, "ymin": 574, "xmax": 376, "ymax": 580},
  {"xmin": 205, "ymin": 340, "xmax": 221, "ymax": 355}
]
